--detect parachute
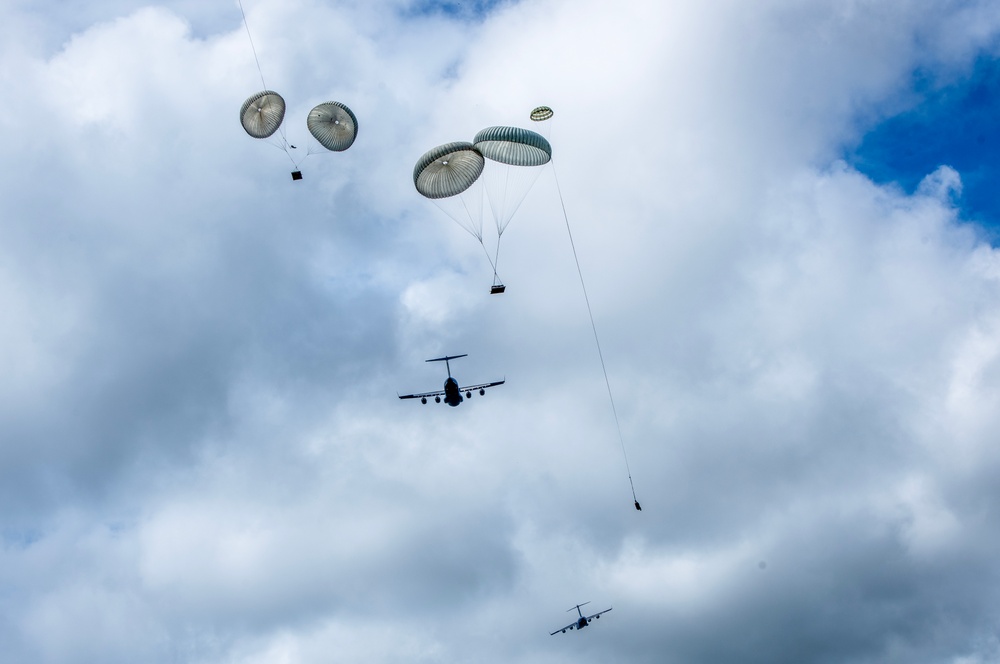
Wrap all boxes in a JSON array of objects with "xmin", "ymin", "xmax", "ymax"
[
  {"xmin": 473, "ymin": 126, "xmax": 551, "ymax": 290},
  {"xmin": 239, "ymin": 93, "xmax": 359, "ymax": 180},
  {"xmin": 413, "ymin": 142, "xmax": 485, "ymax": 202},
  {"xmin": 530, "ymin": 105, "xmax": 554, "ymax": 122},
  {"xmin": 414, "ymin": 142, "xmax": 500, "ymax": 282},
  {"xmin": 241, "ymin": 91, "xmax": 285, "ymax": 139},
  {"xmin": 307, "ymin": 102, "xmax": 358, "ymax": 152},
  {"xmin": 530, "ymin": 105, "xmax": 554, "ymax": 141},
  {"xmin": 414, "ymin": 127, "xmax": 550, "ymax": 293},
  {"xmin": 237, "ymin": 3, "xmax": 357, "ymax": 179}
]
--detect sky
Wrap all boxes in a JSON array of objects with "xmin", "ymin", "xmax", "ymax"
[
  {"xmin": 849, "ymin": 54, "xmax": 1000, "ymax": 233},
  {"xmin": 2, "ymin": 1, "xmax": 1000, "ymax": 662}
]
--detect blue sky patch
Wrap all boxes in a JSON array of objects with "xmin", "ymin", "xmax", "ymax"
[
  {"xmin": 403, "ymin": 0, "xmax": 508, "ymax": 20},
  {"xmin": 849, "ymin": 57, "xmax": 1000, "ymax": 232}
]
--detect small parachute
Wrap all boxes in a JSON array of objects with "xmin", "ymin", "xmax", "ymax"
[
  {"xmin": 241, "ymin": 90, "xmax": 285, "ymax": 139},
  {"xmin": 307, "ymin": 101, "xmax": 358, "ymax": 152},
  {"xmin": 530, "ymin": 106, "xmax": 554, "ymax": 122}
]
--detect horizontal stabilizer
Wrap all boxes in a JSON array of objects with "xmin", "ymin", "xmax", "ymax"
[{"xmin": 426, "ymin": 354, "xmax": 468, "ymax": 363}]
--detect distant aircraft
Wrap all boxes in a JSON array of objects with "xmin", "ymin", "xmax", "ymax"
[
  {"xmin": 550, "ymin": 602, "xmax": 612, "ymax": 635},
  {"xmin": 397, "ymin": 354, "xmax": 504, "ymax": 407}
]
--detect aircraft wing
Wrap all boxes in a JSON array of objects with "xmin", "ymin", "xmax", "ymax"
[
  {"xmin": 458, "ymin": 379, "xmax": 505, "ymax": 392},
  {"xmin": 586, "ymin": 607, "xmax": 612, "ymax": 621},
  {"xmin": 549, "ymin": 621, "xmax": 578, "ymax": 636},
  {"xmin": 398, "ymin": 389, "xmax": 445, "ymax": 400}
]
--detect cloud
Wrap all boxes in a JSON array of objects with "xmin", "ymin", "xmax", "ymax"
[{"xmin": 3, "ymin": 1, "xmax": 1000, "ymax": 662}]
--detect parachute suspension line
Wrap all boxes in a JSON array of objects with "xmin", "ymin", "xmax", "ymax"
[
  {"xmin": 262, "ymin": 133, "xmax": 297, "ymax": 167},
  {"xmin": 491, "ymin": 207, "xmax": 503, "ymax": 286},
  {"xmin": 487, "ymin": 164, "xmax": 548, "ymax": 287},
  {"xmin": 492, "ymin": 236, "xmax": 503, "ymax": 286},
  {"xmin": 286, "ymin": 137, "xmax": 304, "ymax": 168},
  {"xmin": 478, "ymin": 239, "xmax": 501, "ymax": 284},
  {"xmin": 551, "ymin": 160, "xmax": 641, "ymax": 510},
  {"xmin": 492, "ymin": 167, "xmax": 512, "ymax": 283},
  {"xmin": 457, "ymin": 190, "xmax": 501, "ymax": 284},
  {"xmin": 498, "ymin": 165, "xmax": 513, "ymax": 235},
  {"xmin": 264, "ymin": 137, "xmax": 298, "ymax": 166},
  {"xmin": 459, "ymin": 194, "xmax": 484, "ymax": 244},
  {"xmin": 492, "ymin": 163, "xmax": 548, "ymax": 273},
  {"xmin": 485, "ymin": 166, "xmax": 510, "ymax": 286}
]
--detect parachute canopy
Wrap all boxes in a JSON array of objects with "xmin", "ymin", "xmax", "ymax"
[
  {"xmin": 530, "ymin": 106, "xmax": 554, "ymax": 122},
  {"xmin": 413, "ymin": 142, "xmax": 485, "ymax": 200},
  {"xmin": 307, "ymin": 101, "xmax": 358, "ymax": 152},
  {"xmin": 240, "ymin": 90, "xmax": 285, "ymax": 139},
  {"xmin": 472, "ymin": 126, "xmax": 551, "ymax": 239},
  {"xmin": 473, "ymin": 126, "xmax": 551, "ymax": 166}
]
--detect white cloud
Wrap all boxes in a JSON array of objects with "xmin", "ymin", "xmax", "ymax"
[{"xmin": 4, "ymin": 1, "xmax": 1000, "ymax": 662}]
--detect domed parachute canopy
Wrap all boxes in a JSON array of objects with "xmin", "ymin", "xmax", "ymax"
[
  {"xmin": 470, "ymin": 126, "xmax": 552, "ymax": 293},
  {"xmin": 473, "ymin": 126, "xmax": 551, "ymax": 167},
  {"xmin": 413, "ymin": 142, "xmax": 485, "ymax": 200},
  {"xmin": 415, "ymin": 141, "xmax": 503, "ymax": 287},
  {"xmin": 240, "ymin": 90, "xmax": 285, "ymax": 139},
  {"xmin": 530, "ymin": 105, "xmax": 554, "ymax": 122},
  {"xmin": 236, "ymin": 5, "xmax": 354, "ymax": 180},
  {"xmin": 307, "ymin": 101, "xmax": 358, "ymax": 152},
  {"xmin": 473, "ymin": 125, "xmax": 551, "ymax": 234}
]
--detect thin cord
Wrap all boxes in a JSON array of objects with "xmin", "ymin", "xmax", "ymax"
[
  {"xmin": 238, "ymin": 0, "xmax": 268, "ymax": 91},
  {"xmin": 492, "ymin": 235, "xmax": 503, "ymax": 286},
  {"xmin": 239, "ymin": 0, "xmax": 297, "ymax": 170},
  {"xmin": 551, "ymin": 159, "xmax": 641, "ymax": 510},
  {"xmin": 478, "ymin": 238, "xmax": 500, "ymax": 279}
]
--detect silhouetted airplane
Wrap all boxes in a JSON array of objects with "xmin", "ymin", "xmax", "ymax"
[
  {"xmin": 398, "ymin": 354, "xmax": 504, "ymax": 407},
  {"xmin": 550, "ymin": 602, "xmax": 612, "ymax": 635}
]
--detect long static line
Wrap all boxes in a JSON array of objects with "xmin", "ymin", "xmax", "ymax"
[
  {"xmin": 238, "ymin": 0, "xmax": 268, "ymax": 91},
  {"xmin": 238, "ymin": 0, "xmax": 297, "ymax": 168},
  {"xmin": 549, "ymin": 159, "xmax": 641, "ymax": 511}
]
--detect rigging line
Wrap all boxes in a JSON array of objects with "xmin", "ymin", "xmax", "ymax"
[
  {"xmin": 459, "ymin": 194, "xmax": 484, "ymax": 242},
  {"xmin": 551, "ymin": 159, "xmax": 639, "ymax": 507},
  {"xmin": 492, "ymin": 231, "xmax": 502, "ymax": 282},
  {"xmin": 488, "ymin": 164, "xmax": 548, "ymax": 284},
  {"xmin": 438, "ymin": 199, "xmax": 499, "ymax": 276},
  {"xmin": 265, "ymin": 136, "xmax": 299, "ymax": 167},
  {"xmin": 238, "ymin": 0, "xmax": 268, "ymax": 91},
  {"xmin": 477, "ymin": 238, "xmax": 501, "ymax": 281}
]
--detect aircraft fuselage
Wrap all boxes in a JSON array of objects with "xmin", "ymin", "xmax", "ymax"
[{"xmin": 443, "ymin": 377, "xmax": 463, "ymax": 407}]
